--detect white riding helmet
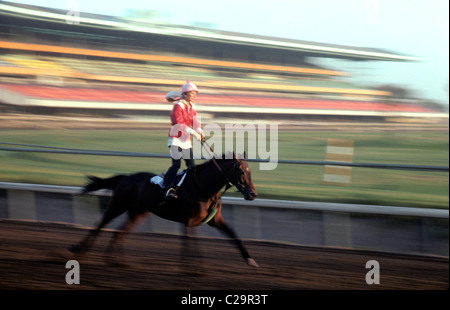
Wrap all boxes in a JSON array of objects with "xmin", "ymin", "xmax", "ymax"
[{"xmin": 181, "ymin": 81, "xmax": 199, "ymax": 94}]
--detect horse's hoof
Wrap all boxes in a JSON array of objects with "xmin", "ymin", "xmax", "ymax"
[{"xmin": 246, "ymin": 258, "xmax": 259, "ymax": 268}]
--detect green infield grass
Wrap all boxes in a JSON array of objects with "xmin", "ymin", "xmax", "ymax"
[{"xmin": 0, "ymin": 128, "xmax": 448, "ymax": 209}]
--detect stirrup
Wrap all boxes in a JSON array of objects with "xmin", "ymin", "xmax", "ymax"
[{"xmin": 165, "ymin": 188, "xmax": 178, "ymax": 199}]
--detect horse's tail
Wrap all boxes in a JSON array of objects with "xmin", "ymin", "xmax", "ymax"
[{"xmin": 81, "ymin": 175, "xmax": 125, "ymax": 194}]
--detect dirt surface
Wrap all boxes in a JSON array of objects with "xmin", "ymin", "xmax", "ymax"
[{"xmin": 0, "ymin": 220, "xmax": 447, "ymax": 291}]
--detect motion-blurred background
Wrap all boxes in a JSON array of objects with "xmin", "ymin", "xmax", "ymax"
[{"xmin": 0, "ymin": 0, "xmax": 448, "ymax": 209}]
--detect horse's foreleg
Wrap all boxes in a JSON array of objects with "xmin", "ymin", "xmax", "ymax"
[{"xmin": 208, "ymin": 214, "xmax": 259, "ymax": 267}]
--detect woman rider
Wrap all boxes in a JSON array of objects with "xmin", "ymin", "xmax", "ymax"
[{"xmin": 164, "ymin": 81, "xmax": 204, "ymax": 199}]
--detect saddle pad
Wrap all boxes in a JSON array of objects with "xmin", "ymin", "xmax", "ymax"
[
  {"xmin": 150, "ymin": 175, "xmax": 165, "ymax": 188},
  {"xmin": 150, "ymin": 170, "xmax": 187, "ymax": 188}
]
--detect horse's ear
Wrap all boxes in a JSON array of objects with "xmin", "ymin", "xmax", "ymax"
[
  {"xmin": 233, "ymin": 151, "xmax": 236, "ymax": 159},
  {"xmin": 243, "ymin": 151, "xmax": 247, "ymax": 160}
]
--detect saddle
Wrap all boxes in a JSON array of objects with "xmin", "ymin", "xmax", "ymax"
[
  {"xmin": 150, "ymin": 169, "xmax": 221, "ymax": 225},
  {"xmin": 150, "ymin": 170, "xmax": 187, "ymax": 188}
]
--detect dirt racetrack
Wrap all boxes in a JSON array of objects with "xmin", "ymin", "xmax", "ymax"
[{"xmin": 0, "ymin": 220, "xmax": 448, "ymax": 290}]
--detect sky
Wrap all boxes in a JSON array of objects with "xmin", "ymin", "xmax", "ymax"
[{"xmin": 4, "ymin": 0, "xmax": 449, "ymax": 109}]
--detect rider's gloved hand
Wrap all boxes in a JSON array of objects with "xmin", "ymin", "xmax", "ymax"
[{"xmin": 192, "ymin": 131, "xmax": 202, "ymax": 141}]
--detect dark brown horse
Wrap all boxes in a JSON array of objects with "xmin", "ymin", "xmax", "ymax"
[{"xmin": 69, "ymin": 153, "xmax": 259, "ymax": 267}]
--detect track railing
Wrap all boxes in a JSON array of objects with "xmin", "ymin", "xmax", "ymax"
[{"xmin": 1, "ymin": 142, "xmax": 448, "ymax": 172}]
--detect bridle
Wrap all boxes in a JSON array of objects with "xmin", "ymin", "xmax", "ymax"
[
  {"xmin": 195, "ymin": 141, "xmax": 252, "ymax": 225},
  {"xmin": 201, "ymin": 141, "xmax": 246, "ymax": 196}
]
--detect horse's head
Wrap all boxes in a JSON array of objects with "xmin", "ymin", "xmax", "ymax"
[{"xmin": 226, "ymin": 152, "xmax": 258, "ymax": 201}]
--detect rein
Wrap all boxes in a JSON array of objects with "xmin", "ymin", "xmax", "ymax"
[
  {"xmin": 201, "ymin": 141, "xmax": 234, "ymax": 193},
  {"xmin": 195, "ymin": 141, "xmax": 235, "ymax": 225}
]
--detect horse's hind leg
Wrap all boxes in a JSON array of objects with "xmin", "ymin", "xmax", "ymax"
[
  {"xmin": 208, "ymin": 214, "xmax": 259, "ymax": 267},
  {"xmin": 69, "ymin": 200, "xmax": 126, "ymax": 254},
  {"xmin": 105, "ymin": 211, "xmax": 150, "ymax": 260}
]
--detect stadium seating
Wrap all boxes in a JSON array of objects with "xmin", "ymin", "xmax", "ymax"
[
  {"xmin": 0, "ymin": 39, "xmax": 442, "ymax": 115},
  {"xmin": 0, "ymin": 40, "xmax": 389, "ymax": 99},
  {"xmin": 0, "ymin": 83, "xmax": 437, "ymax": 114}
]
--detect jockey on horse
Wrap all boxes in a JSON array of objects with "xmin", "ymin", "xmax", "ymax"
[
  {"xmin": 163, "ymin": 81, "xmax": 205, "ymax": 199},
  {"xmin": 69, "ymin": 82, "xmax": 259, "ymax": 266}
]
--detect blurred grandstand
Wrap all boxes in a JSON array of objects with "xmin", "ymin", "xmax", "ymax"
[{"xmin": 0, "ymin": 1, "xmax": 447, "ymax": 122}]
